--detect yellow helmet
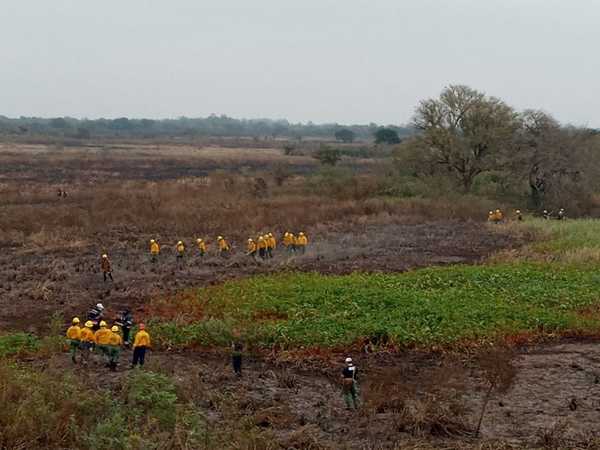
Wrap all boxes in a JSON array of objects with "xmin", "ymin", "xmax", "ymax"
[
  {"xmin": 217, "ymin": 236, "xmax": 223, "ymax": 240},
  {"xmin": 495, "ymin": 209, "xmax": 501, "ymax": 213},
  {"xmin": 111, "ymin": 325, "xmax": 119, "ymax": 332},
  {"xmin": 489, "ymin": 211, "xmax": 493, "ymax": 215},
  {"xmin": 516, "ymin": 209, "xmax": 521, "ymax": 214},
  {"xmin": 72, "ymin": 317, "xmax": 80, "ymax": 325},
  {"xmin": 150, "ymin": 239, "xmax": 155, "ymax": 243},
  {"xmin": 85, "ymin": 321, "xmax": 93, "ymax": 328},
  {"xmin": 196, "ymin": 238, "xmax": 202, "ymax": 243},
  {"xmin": 268, "ymin": 233, "xmax": 273, "ymax": 237},
  {"xmin": 100, "ymin": 320, "xmax": 107, "ymax": 328},
  {"xmin": 177, "ymin": 241, "xmax": 183, "ymax": 245},
  {"xmin": 299, "ymin": 232, "xmax": 304, "ymax": 236},
  {"xmin": 102, "ymin": 254, "xmax": 108, "ymax": 258},
  {"xmin": 248, "ymin": 238, "xmax": 253, "ymax": 242}
]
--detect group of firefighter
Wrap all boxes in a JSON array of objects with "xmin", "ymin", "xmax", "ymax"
[
  {"xmin": 487, "ymin": 208, "xmax": 566, "ymax": 223},
  {"xmin": 65, "ymin": 303, "xmax": 151, "ymax": 371},
  {"xmin": 99, "ymin": 232, "xmax": 310, "ymax": 280}
]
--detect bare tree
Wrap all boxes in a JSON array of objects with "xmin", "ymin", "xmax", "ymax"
[{"xmin": 409, "ymin": 85, "xmax": 520, "ymax": 192}]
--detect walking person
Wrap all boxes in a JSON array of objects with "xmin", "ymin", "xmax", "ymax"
[
  {"xmin": 150, "ymin": 239, "xmax": 160, "ymax": 263},
  {"xmin": 176, "ymin": 241, "xmax": 185, "ymax": 269},
  {"xmin": 115, "ymin": 308, "xmax": 133, "ymax": 347},
  {"xmin": 231, "ymin": 332, "xmax": 243, "ymax": 376},
  {"xmin": 132, "ymin": 323, "xmax": 151, "ymax": 368},
  {"xmin": 342, "ymin": 357, "xmax": 360, "ymax": 410},
  {"xmin": 101, "ymin": 254, "xmax": 113, "ymax": 282}
]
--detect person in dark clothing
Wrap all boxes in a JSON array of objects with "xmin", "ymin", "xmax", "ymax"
[
  {"xmin": 115, "ymin": 308, "xmax": 133, "ymax": 347},
  {"xmin": 87, "ymin": 303, "xmax": 105, "ymax": 331},
  {"xmin": 342, "ymin": 357, "xmax": 359, "ymax": 410},
  {"xmin": 231, "ymin": 336, "xmax": 243, "ymax": 376}
]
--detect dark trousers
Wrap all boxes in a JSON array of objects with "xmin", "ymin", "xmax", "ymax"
[
  {"xmin": 232, "ymin": 354, "xmax": 242, "ymax": 375},
  {"xmin": 259, "ymin": 248, "xmax": 266, "ymax": 259},
  {"xmin": 133, "ymin": 346, "xmax": 147, "ymax": 366},
  {"xmin": 122, "ymin": 327, "xmax": 131, "ymax": 345},
  {"xmin": 103, "ymin": 271, "xmax": 113, "ymax": 282}
]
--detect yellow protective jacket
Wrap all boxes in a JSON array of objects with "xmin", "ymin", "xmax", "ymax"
[
  {"xmin": 80, "ymin": 327, "xmax": 96, "ymax": 343},
  {"xmin": 197, "ymin": 241, "xmax": 207, "ymax": 252},
  {"xmin": 150, "ymin": 242, "xmax": 160, "ymax": 255},
  {"xmin": 267, "ymin": 236, "xmax": 276, "ymax": 249},
  {"xmin": 283, "ymin": 234, "xmax": 294, "ymax": 246},
  {"xmin": 176, "ymin": 243, "xmax": 185, "ymax": 254},
  {"xmin": 247, "ymin": 241, "xmax": 257, "ymax": 252},
  {"xmin": 133, "ymin": 330, "xmax": 151, "ymax": 348},
  {"xmin": 297, "ymin": 235, "xmax": 308, "ymax": 246},
  {"xmin": 94, "ymin": 328, "xmax": 112, "ymax": 345},
  {"xmin": 109, "ymin": 332, "xmax": 123, "ymax": 347},
  {"xmin": 257, "ymin": 238, "xmax": 267, "ymax": 249},
  {"xmin": 66, "ymin": 325, "xmax": 81, "ymax": 340},
  {"xmin": 218, "ymin": 239, "xmax": 230, "ymax": 251}
]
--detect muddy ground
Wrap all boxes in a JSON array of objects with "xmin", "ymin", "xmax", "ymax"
[
  {"xmin": 36, "ymin": 340, "xmax": 600, "ymax": 448},
  {"xmin": 0, "ymin": 221, "xmax": 519, "ymax": 333}
]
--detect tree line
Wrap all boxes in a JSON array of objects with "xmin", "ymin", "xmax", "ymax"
[
  {"xmin": 396, "ymin": 85, "xmax": 600, "ymax": 214},
  {"xmin": 0, "ymin": 115, "xmax": 412, "ymax": 142}
]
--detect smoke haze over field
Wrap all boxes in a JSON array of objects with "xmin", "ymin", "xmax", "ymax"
[{"xmin": 2, "ymin": 0, "xmax": 600, "ymax": 126}]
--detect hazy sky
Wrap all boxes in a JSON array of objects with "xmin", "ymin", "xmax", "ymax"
[{"xmin": 2, "ymin": 0, "xmax": 600, "ymax": 126}]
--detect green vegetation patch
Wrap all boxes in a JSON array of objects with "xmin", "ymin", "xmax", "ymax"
[
  {"xmin": 0, "ymin": 333, "xmax": 40, "ymax": 358},
  {"xmin": 153, "ymin": 263, "xmax": 600, "ymax": 349}
]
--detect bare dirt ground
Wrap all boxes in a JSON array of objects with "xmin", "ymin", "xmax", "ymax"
[{"xmin": 38, "ymin": 340, "xmax": 600, "ymax": 448}]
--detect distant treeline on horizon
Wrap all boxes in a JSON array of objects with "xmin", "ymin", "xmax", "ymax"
[{"xmin": 0, "ymin": 115, "xmax": 414, "ymax": 140}]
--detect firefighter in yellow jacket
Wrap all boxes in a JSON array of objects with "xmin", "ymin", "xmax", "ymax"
[
  {"xmin": 217, "ymin": 236, "xmax": 230, "ymax": 257},
  {"xmin": 296, "ymin": 232, "xmax": 308, "ymax": 254},
  {"xmin": 266, "ymin": 233, "xmax": 276, "ymax": 258},
  {"xmin": 257, "ymin": 235, "xmax": 267, "ymax": 259},
  {"xmin": 108, "ymin": 325, "xmax": 123, "ymax": 371},
  {"xmin": 176, "ymin": 241, "xmax": 185, "ymax": 268},
  {"xmin": 66, "ymin": 317, "xmax": 81, "ymax": 363},
  {"xmin": 79, "ymin": 321, "xmax": 96, "ymax": 366},
  {"xmin": 283, "ymin": 232, "xmax": 294, "ymax": 253},
  {"xmin": 246, "ymin": 238, "xmax": 257, "ymax": 260},
  {"xmin": 94, "ymin": 321, "xmax": 112, "ymax": 364},
  {"xmin": 196, "ymin": 238, "xmax": 207, "ymax": 257},
  {"xmin": 150, "ymin": 239, "xmax": 160, "ymax": 263},
  {"xmin": 132, "ymin": 323, "xmax": 151, "ymax": 368}
]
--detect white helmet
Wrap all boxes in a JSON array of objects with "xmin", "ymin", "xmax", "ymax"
[
  {"xmin": 345, "ymin": 357, "xmax": 352, "ymax": 364},
  {"xmin": 96, "ymin": 303, "xmax": 104, "ymax": 310}
]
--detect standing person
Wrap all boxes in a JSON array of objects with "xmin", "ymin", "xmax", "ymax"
[
  {"xmin": 87, "ymin": 303, "xmax": 105, "ymax": 331},
  {"xmin": 115, "ymin": 308, "xmax": 133, "ymax": 347},
  {"xmin": 231, "ymin": 332, "xmax": 243, "ymax": 377},
  {"xmin": 267, "ymin": 233, "xmax": 276, "ymax": 258},
  {"xmin": 515, "ymin": 210, "xmax": 523, "ymax": 221},
  {"xmin": 108, "ymin": 326, "xmax": 123, "ymax": 371},
  {"xmin": 94, "ymin": 321, "xmax": 112, "ymax": 365},
  {"xmin": 196, "ymin": 238, "xmax": 207, "ymax": 258},
  {"xmin": 176, "ymin": 241, "xmax": 185, "ymax": 269},
  {"xmin": 101, "ymin": 254, "xmax": 113, "ymax": 282},
  {"xmin": 217, "ymin": 236, "xmax": 230, "ymax": 257},
  {"xmin": 79, "ymin": 321, "xmax": 96, "ymax": 366},
  {"xmin": 558, "ymin": 208, "xmax": 566, "ymax": 220},
  {"xmin": 296, "ymin": 232, "xmax": 308, "ymax": 254},
  {"xmin": 342, "ymin": 357, "xmax": 360, "ymax": 410},
  {"xmin": 246, "ymin": 238, "xmax": 257, "ymax": 261},
  {"xmin": 66, "ymin": 317, "xmax": 82, "ymax": 364},
  {"xmin": 132, "ymin": 323, "xmax": 151, "ymax": 368},
  {"xmin": 257, "ymin": 235, "xmax": 267, "ymax": 260},
  {"xmin": 150, "ymin": 239, "xmax": 160, "ymax": 263},
  {"xmin": 283, "ymin": 232, "xmax": 294, "ymax": 253}
]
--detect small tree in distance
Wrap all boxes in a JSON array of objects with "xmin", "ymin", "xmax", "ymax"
[
  {"xmin": 335, "ymin": 128, "xmax": 355, "ymax": 143},
  {"xmin": 313, "ymin": 145, "xmax": 341, "ymax": 166},
  {"xmin": 374, "ymin": 127, "xmax": 401, "ymax": 145}
]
